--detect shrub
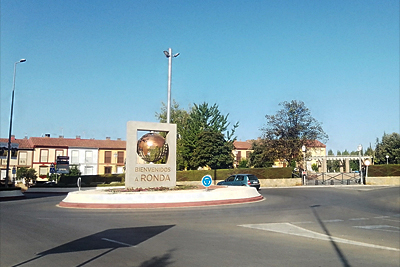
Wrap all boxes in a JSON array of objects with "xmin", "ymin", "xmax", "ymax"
[{"xmin": 368, "ymin": 165, "xmax": 400, "ymax": 177}]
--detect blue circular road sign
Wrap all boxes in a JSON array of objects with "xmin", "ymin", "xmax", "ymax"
[{"xmin": 201, "ymin": 175, "xmax": 212, "ymax": 187}]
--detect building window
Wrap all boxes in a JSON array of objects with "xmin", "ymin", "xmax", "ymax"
[
  {"xmin": 71, "ymin": 150, "xmax": 79, "ymax": 164},
  {"xmin": 117, "ymin": 151, "xmax": 124, "ymax": 164},
  {"xmin": 39, "ymin": 166, "xmax": 48, "ymax": 177},
  {"xmin": 84, "ymin": 166, "xmax": 93, "ymax": 175},
  {"xmin": 117, "ymin": 166, "xmax": 124, "ymax": 174},
  {"xmin": 104, "ymin": 166, "xmax": 112, "ymax": 174},
  {"xmin": 85, "ymin": 151, "xmax": 93, "ymax": 163},
  {"xmin": 56, "ymin": 150, "xmax": 64, "ymax": 160},
  {"xmin": 236, "ymin": 152, "xmax": 241, "ymax": 162},
  {"xmin": 104, "ymin": 151, "xmax": 111, "ymax": 163},
  {"xmin": 40, "ymin": 150, "xmax": 49, "ymax": 163},
  {"xmin": 19, "ymin": 152, "xmax": 27, "ymax": 165}
]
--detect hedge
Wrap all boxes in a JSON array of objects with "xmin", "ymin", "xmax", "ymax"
[
  {"xmin": 58, "ymin": 174, "xmax": 124, "ymax": 186},
  {"xmin": 368, "ymin": 164, "xmax": 400, "ymax": 177},
  {"xmin": 176, "ymin": 167, "xmax": 292, "ymax": 181}
]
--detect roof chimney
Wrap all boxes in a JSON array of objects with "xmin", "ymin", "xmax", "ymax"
[
  {"xmin": 106, "ymin": 137, "xmax": 111, "ymax": 140},
  {"xmin": 11, "ymin": 135, "xmax": 16, "ymax": 141},
  {"xmin": 76, "ymin": 135, "xmax": 81, "ymax": 139},
  {"xmin": 59, "ymin": 135, "xmax": 64, "ymax": 138},
  {"xmin": 45, "ymin": 134, "xmax": 50, "ymax": 138}
]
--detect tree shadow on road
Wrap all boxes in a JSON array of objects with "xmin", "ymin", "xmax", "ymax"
[
  {"xmin": 11, "ymin": 225, "xmax": 175, "ymax": 267},
  {"xmin": 310, "ymin": 204, "xmax": 351, "ymax": 267}
]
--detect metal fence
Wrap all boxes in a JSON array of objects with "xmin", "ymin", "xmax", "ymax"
[{"xmin": 305, "ymin": 172, "xmax": 361, "ymax": 185}]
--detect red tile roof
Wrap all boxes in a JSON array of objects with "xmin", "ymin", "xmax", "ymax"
[
  {"xmin": 0, "ymin": 138, "xmax": 33, "ymax": 149},
  {"xmin": 234, "ymin": 140, "xmax": 253, "ymax": 150},
  {"xmin": 305, "ymin": 140, "xmax": 326, "ymax": 148},
  {"xmin": 1, "ymin": 137, "xmax": 126, "ymax": 149},
  {"xmin": 28, "ymin": 137, "xmax": 126, "ymax": 149}
]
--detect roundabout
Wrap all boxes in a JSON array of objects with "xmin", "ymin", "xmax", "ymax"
[{"xmin": 58, "ymin": 186, "xmax": 263, "ymax": 209}]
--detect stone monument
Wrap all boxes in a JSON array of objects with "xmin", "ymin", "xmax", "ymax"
[{"xmin": 126, "ymin": 121, "xmax": 176, "ymax": 188}]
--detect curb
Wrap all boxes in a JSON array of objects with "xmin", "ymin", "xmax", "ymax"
[{"xmin": 58, "ymin": 195, "xmax": 264, "ymax": 209}]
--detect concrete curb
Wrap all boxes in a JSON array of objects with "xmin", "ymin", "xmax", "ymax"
[
  {"xmin": 0, "ymin": 190, "xmax": 25, "ymax": 201},
  {"xmin": 59, "ymin": 186, "xmax": 263, "ymax": 209}
]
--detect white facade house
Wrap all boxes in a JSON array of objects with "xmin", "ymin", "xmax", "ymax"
[{"xmin": 68, "ymin": 147, "xmax": 99, "ymax": 175}]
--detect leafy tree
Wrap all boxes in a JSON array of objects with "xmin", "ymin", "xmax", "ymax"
[
  {"xmin": 364, "ymin": 145, "xmax": 374, "ymax": 157},
  {"xmin": 155, "ymin": 100, "xmax": 190, "ymax": 126},
  {"xmin": 190, "ymin": 131, "xmax": 234, "ymax": 169},
  {"xmin": 375, "ymin": 132, "xmax": 400, "ymax": 164},
  {"xmin": 327, "ymin": 149, "xmax": 339, "ymax": 172},
  {"xmin": 257, "ymin": 100, "xmax": 328, "ymax": 166},
  {"xmin": 156, "ymin": 101, "xmax": 238, "ymax": 170},
  {"xmin": 311, "ymin": 163, "xmax": 319, "ymax": 172},
  {"xmin": 248, "ymin": 139, "xmax": 274, "ymax": 168},
  {"xmin": 16, "ymin": 167, "xmax": 37, "ymax": 186},
  {"xmin": 65, "ymin": 165, "xmax": 81, "ymax": 176},
  {"xmin": 238, "ymin": 158, "xmax": 249, "ymax": 168}
]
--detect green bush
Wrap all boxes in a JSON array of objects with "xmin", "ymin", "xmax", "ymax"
[
  {"xmin": 58, "ymin": 174, "xmax": 124, "ymax": 186},
  {"xmin": 368, "ymin": 164, "xmax": 400, "ymax": 177},
  {"xmin": 176, "ymin": 167, "xmax": 292, "ymax": 181}
]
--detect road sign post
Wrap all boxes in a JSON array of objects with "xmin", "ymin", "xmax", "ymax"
[{"xmin": 201, "ymin": 175, "xmax": 212, "ymax": 189}]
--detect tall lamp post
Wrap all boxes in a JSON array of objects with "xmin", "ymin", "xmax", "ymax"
[
  {"xmin": 302, "ymin": 145, "xmax": 306, "ymax": 185},
  {"xmin": 163, "ymin": 48, "xmax": 180, "ymax": 123},
  {"xmin": 5, "ymin": 59, "xmax": 26, "ymax": 188},
  {"xmin": 386, "ymin": 155, "xmax": 389, "ymax": 164},
  {"xmin": 357, "ymin": 144, "xmax": 363, "ymax": 185}
]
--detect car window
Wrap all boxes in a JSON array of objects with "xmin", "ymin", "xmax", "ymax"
[
  {"xmin": 227, "ymin": 176, "xmax": 235, "ymax": 182},
  {"xmin": 235, "ymin": 176, "xmax": 244, "ymax": 181},
  {"xmin": 247, "ymin": 175, "xmax": 258, "ymax": 181}
]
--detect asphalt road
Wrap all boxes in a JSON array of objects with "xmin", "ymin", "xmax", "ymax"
[{"xmin": 1, "ymin": 186, "xmax": 399, "ymax": 267}]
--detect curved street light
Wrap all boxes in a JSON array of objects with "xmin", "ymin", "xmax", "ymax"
[
  {"xmin": 5, "ymin": 59, "xmax": 26, "ymax": 187},
  {"xmin": 357, "ymin": 144, "xmax": 363, "ymax": 185},
  {"xmin": 163, "ymin": 48, "xmax": 179, "ymax": 123}
]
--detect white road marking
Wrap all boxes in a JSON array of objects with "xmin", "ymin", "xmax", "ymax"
[
  {"xmin": 322, "ymin": 219, "xmax": 344, "ymax": 223},
  {"xmin": 353, "ymin": 225, "xmax": 400, "ymax": 233},
  {"xmin": 101, "ymin": 238, "xmax": 135, "ymax": 247},
  {"xmin": 349, "ymin": 218, "xmax": 369, "ymax": 221},
  {"xmin": 239, "ymin": 223, "xmax": 400, "ymax": 252}
]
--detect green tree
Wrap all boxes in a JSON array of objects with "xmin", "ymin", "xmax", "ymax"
[
  {"xmin": 16, "ymin": 167, "xmax": 37, "ymax": 186},
  {"xmin": 238, "ymin": 158, "xmax": 249, "ymax": 168},
  {"xmin": 156, "ymin": 101, "xmax": 238, "ymax": 170},
  {"xmin": 327, "ymin": 149, "xmax": 339, "ymax": 172},
  {"xmin": 311, "ymin": 163, "xmax": 319, "ymax": 172},
  {"xmin": 191, "ymin": 131, "xmax": 234, "ymax": 169},
  {"xmin": 375, "ymin": 132, "xmax": 400, "ymax": 164},
  {"xmin": 65, "ymin": 165, "xmax": 81, "ymax": 176},
  {"xmin": 249, "ymin": 139, "xmax": 274, "ymax": 168},
  {"xmin": 257, "ymin": 100, "xmax": 328, "ymax": 166}
]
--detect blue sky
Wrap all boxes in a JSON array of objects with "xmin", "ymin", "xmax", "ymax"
[{"xmin": 1, "ymin": 0, "xmax": 399, "ymax": 153}]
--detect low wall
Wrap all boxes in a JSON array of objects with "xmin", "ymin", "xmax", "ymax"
[
  {"xmin": 367, "ymin": 176, "xmax": 400, "ymax": 186},
  {"xmin": 177, "ymin": 178, "xmax": 302, "ymax": 187}
]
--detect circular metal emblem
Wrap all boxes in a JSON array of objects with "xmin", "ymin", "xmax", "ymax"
[{"xmin": 137, "ymin": 132, "xmax": 168, "ymax": 163}]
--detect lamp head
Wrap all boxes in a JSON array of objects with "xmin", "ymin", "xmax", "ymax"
[
  {"xmin": 19, "ymin": 59, "xmax": 26, "ymax": 63},
  {"xmin": 163, "ymin": 51, "xmax": 170, "ymax": 58},
  {"xmin": 173, "ymin": 53, "xmax": 180, "ymax": 57}
]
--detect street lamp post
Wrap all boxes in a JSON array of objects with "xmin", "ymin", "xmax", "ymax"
[
  {"xmin": 163, "ymin": 48, "xmax": 180, "ymax": 123},
  {"xmin": 302, "ymin": 145, "xmax": 306, "ymax": 185},
  {"xmin": 357, "ymin": 144, "xmax": 363, "ymax": 185},
  {"xmin": 5, "ymin": 59, "xmax": 26, "ymax": 188},
  {"xmin": 386, "ymin": 155, "xmax": 389, "ymax": 164}
]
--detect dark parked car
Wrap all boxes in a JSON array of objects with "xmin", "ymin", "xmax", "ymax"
[{"xmin": 217, "ymin": 174, "xmax": 260, "ymax": 190}]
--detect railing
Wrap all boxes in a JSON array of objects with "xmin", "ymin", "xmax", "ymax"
[{"xmin": 306, "ymin": 172, "xmax": 361, "ymax": 185}]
